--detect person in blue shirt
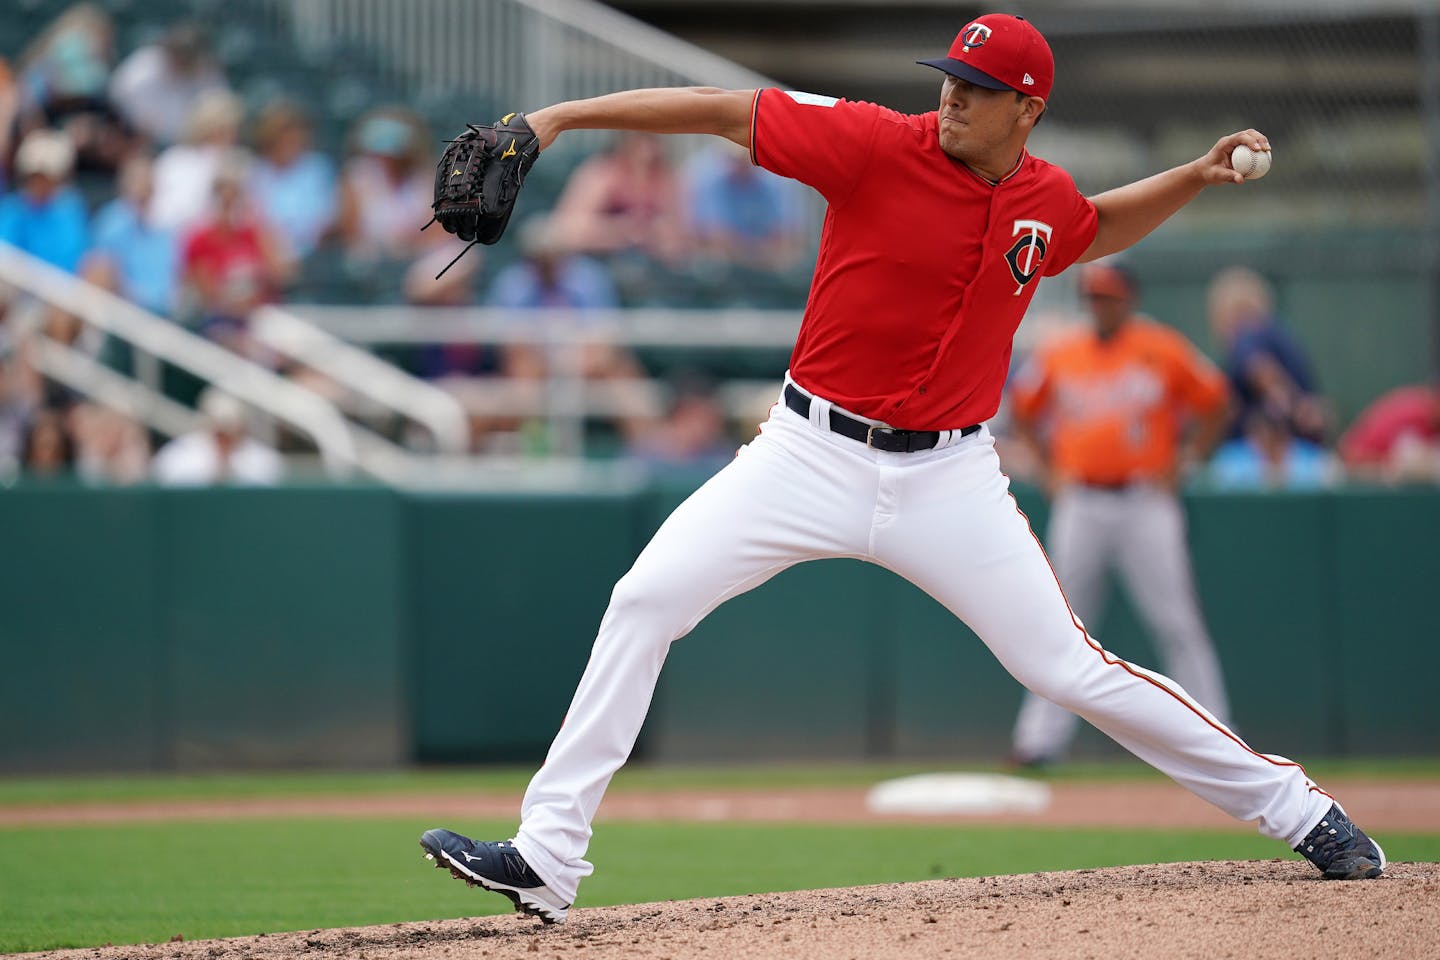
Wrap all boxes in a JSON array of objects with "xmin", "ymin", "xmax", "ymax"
[
  {"xmin": 82, "ymin": 153, "xmax": 180, "ymax": 317},
  {"xmin": 489, "ymin": 216, "xmax": 620, "ymax": 316},
  {"xmin": 0, "ymin": 129, "xmax": 89, "ymax": 273},
  {"xmin": 247, "ymin": 100, "xmax": 337, "ymax": 261},
  {"xmin": 1206, "ymin": 265, "xmax": 1327, "ymax": 444},
  {"xmin": 1209, "ymin": 410, "xmax": 1334, "ymax": 490},
  {"xmin": 485, "ymin": 215, "xmax": 649, "ymax": 442},
  {"xmin": 685, "ymin": 141, "xmax": 805, "ymax": 271}
]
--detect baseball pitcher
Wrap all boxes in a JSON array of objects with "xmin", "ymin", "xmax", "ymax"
[{"xmin": 418, "ymin": 14, "xmax": 1385, "ymax": 924}]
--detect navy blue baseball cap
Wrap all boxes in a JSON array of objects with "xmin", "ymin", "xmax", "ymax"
[{"xmin": 918, "ymin": 14, "xmax": 1055, "ymax": 101}]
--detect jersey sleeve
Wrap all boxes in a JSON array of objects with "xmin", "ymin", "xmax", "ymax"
[
  {"xmin": 1008, "ymin": 345, "xmax": 1055, "ymax": 423},
  {"xmin": 750, "ymin": 89, "xmax": 882, "ymax": 203},
  {"xmin": 1167, "ymin": 332, "xmax": 1229, "ymax": 414},
  {"xmin": 1042, "ymin": 186, "xmax": 1098, "ymax": 277}
]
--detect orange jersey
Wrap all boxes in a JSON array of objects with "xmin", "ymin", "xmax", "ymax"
[{"xmin": 1011, "ymin": 317, "xmax": 1229, "ymax": 485}]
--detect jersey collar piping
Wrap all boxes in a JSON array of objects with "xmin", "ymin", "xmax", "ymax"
[{"xmin": 960, "ymin": 150, "xmax": 1028, "ymax": 187}]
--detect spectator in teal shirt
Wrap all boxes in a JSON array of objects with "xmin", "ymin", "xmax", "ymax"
[{"xmin": 0, "ymin": 129, "xmax": 89, "ymax": 272}]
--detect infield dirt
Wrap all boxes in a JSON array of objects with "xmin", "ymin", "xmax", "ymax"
[
  {"xmin": 12, "ymin": 860, "xmax": 1438, "ymax": 960},
  {"xmin": 7, "ymin": 779, "xmax": 1438, "ymax": 959}
]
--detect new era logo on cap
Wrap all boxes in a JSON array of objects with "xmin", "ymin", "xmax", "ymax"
[{"xmin": 917, "ymin": 13, "xmax": 1055, "ymax": 102}]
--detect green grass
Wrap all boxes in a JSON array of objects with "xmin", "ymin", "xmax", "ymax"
[
  {"xmin": 4, "ymin": 817, "xmax": 1437, "ymax": 953},
  {"xmin": 2, "ymin": 756, "xmax": 1436, "ymax": 807},
  {"xmin": 2, "ymin": 761, "xmax": 1436, "ymax": 952}
]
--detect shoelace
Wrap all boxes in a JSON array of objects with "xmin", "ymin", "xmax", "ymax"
[{"xmin": 1297, "ymin": 810, "xmax": 1365, "ymax": 868}]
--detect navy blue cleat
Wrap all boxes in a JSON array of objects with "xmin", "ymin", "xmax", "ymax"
[
  {"xmin": 1293, "ymin": 803, "xmax": 1387, "ymax": 880},
  {"xmin": 419, "ymin": 828, "xmax": 570, "ymax": 923}
]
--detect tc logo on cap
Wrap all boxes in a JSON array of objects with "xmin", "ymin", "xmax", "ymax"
[{"xmin": 918, "ymin": 13, "xmax": 1056, "ymax": 101}]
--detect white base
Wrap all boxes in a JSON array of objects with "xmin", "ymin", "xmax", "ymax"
[{"xmin": 865, "ymin": 773, "xmax": 1052, "ymax": 816}]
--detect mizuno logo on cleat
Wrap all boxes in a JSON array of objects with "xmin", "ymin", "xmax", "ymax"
[{"xmin": 460, "ymin": 850, "xmax": 484, "ymax": 863}]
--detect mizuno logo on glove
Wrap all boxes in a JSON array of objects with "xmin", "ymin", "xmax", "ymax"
[{"xmin": 426, "ymin": 112, "xmax": 540, "ymax": 277}]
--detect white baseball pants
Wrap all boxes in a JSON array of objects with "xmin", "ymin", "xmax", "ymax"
[
  {"xmin": 1013, "ymin": 484, "xmax": 1231, "ymax": 762},
  {"xmin": 513, "ymin": 382, "xmax": 1334, "ymax": 904}
]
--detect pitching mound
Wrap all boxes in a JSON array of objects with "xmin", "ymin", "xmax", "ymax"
[{"xmin": 16, "ymin": 860, "xmax": 1436, "ymax": 960}]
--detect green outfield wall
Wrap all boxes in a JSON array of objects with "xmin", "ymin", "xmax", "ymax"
[{"xmin": 2, "ymin": 483, "xmax": 1437, "ymax": 772}]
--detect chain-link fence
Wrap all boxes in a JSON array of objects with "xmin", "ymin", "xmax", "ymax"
[{"xmin": 1010, "ymin": 3, "xmax": 1438, "ymax": 425}]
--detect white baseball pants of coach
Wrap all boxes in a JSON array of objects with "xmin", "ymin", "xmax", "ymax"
[
  {"xmin": 513, "ymin": 380, "xmax": 1335, "ymax": 904},
  {"xmin": 1013, "ymin": 484, "xmax": 1232, "ymax": 763}
]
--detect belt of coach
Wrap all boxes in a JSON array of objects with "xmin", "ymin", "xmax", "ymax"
[{"xmin": 783, "ymin": 384, "xmax": 980, "ymax": 454}]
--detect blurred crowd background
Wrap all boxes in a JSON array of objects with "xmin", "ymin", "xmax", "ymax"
[{"xmin": 0, "ymin": 0, "xmax": 1436, "ymax": 489}]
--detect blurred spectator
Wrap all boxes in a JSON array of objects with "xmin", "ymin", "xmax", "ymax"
[
  {"xmin": 489, "ymin": 215, "xmax": 618, "ymax": 312},
  {"xmin": 152, "ymin": 387, "xmax": 282, "ymax": 485},
  {"xmin": 248, "ymin": 99, "xmax": 337, "ymax": 260},
  {"xmin": 380, "ymin": 222, "xmax": 489, "ymax": 430},
  {"xmin": 551, "ymin": 132, "xmax": 688, "ymax": 265},
  {"xmin": 149, "ymin": 89, "xmax": 245, "ymax": 232},
  {"xmin": 433, "ymin": 215, "xmax": 653, "ymax": 450},
  {"xmin": 1209, "ymin": 410, "xmax": 1334, "ymax": 491},
  {"xmin": 0, "ymin": 129, "xmax": 89, "ymax": 272},
  {"xmin": 82, "ymin": 152, "xmax": 180, "ymax": 316},
  {"xmin": 179, "ymin": 152, "xmax": 290, "ymax": 353},
  {"xmin": 21, "ymin": 407, "xmax": 75, "ymax": 479},
  {"xmin": 1008, "ymin": 263, "xmax": 1232, "ymax": 767},
  {"xmin": 336, "ymin": 108, "xmax": 433, "ymax": 264},
  {"xmin": 489, "ymin": 215, "xmax": 641, "ymax": 396},
  {"xmin": 0, "ymin": 314, "xmax": 31, "ymax": 475},
  {"xmin": 0, "ymin": 59, "xmax": 20, "ymax": 189},
  {"xmin": 70, "ymin": 402, "xmax": 149, "ymax": 484},
  {"xmin": 1338, "ymin": 381, "xmax": 1440, "ymax": 485},
  {"xmin": 109, "ymin": 22, "xmax": 229, "ymax": 147},
  {"xmin": 16, "ymin": 3, "xmax": 132, "ymax": 175},
  {"xmin": 1207, "ymin": 265, "xmax": 1326, "ymax": 444},
  {"xmin": 625, "ymin": 376, "xmax": 735, "ymax": 477},
  {"xmin": 685, "ymin": 141, "xmax": 804, "ymax": 271},
  {"xmin": 402, "ymin": 240, "xmax": 482, "ymax": 309}
]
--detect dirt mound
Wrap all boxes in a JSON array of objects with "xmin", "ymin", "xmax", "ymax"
[{"xmin": 15, "ymin": 861, "xmax": 1437, "ymax": 960}]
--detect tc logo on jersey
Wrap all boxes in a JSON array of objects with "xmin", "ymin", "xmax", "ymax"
[
  {"xmin": 1005, "ymin": 219, "xmax": 1053, "ymax": 295},
  {"xmin": 961, "ymin": 22, "xmax": 992, "ymax": 51}
]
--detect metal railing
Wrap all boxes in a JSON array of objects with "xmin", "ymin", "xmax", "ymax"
[
  {"xmin": 288, "ymin": 305, "xmax": 803, "ymax": 348},
  {"xmin": 0, "ymin": 242, "xmax": 369, "ymax": 477},
  {"xmin": 27, "ymin": 336, "xmax": 203, "ymax": 440},
  {"xmin": 274, "ymin": 0, "xmax": 773, "ymax": 116},
  {"xmin": 250, "ymin": 305, "xmax": 471, "ymax": 455},
  {"xmin": 284, "ymin": 303, "xmax": 802, "ymax": 458}
]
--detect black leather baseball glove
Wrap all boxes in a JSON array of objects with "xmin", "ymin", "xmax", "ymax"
[{"xmin": 427, "ymin": 112, "xmax": 540, "ymax": 274}]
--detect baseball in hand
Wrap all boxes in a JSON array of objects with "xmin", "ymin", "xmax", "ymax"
[{"xmin": 1230, "ymin": 144, "xmax": 1272, "ymax": 180}]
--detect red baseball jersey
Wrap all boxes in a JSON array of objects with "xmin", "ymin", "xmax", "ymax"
[{"xmin": 750, "ymin": 89, "xmax": 1098, "ymax": 430}]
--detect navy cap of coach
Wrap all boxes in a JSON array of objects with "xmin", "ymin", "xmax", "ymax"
[{"xmin": 917, "ymin": 14, "xmax": 1055, "ymax": 102}]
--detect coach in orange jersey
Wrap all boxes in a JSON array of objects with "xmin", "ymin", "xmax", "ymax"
[{"xmin": 1009, "ymin": 262, "xmax": 1233, "ymax": 767}]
